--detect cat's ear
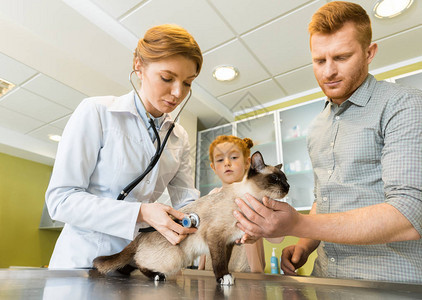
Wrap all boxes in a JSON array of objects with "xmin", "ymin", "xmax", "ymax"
[
  {"xmin": 251, "ymin": 151, "xmax": 265, "ymax": 171},
  {"xmin": 275, "ymin": 163, "xmax": 283, "ymax": 170}
]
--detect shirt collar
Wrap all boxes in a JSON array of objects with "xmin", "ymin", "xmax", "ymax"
[
  {"xmin": 133, "ymin": 92, "xmax": 182, "ymax": 138},
  {"xmin": 347, "ymin": 74, "xmax": 376, "ymax": 107}
]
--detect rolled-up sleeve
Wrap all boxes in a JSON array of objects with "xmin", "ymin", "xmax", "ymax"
[{"xmin": 382, "ymin": 90, "xmax": 422, "ymax": 235}]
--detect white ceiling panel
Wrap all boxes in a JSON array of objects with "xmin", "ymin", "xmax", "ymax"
[
  {"xmin": 218, "ymin": 79, "xmax": 286, "ymax": 113},
  {"xmin": 22, "ymin": 74, "xmax": 87, "ymax": 110},
  {"xmin": 350, "ymin": 0, "xmax": 422, "ymax": 40},
  {"xmin": 0, "ymin": 0, "xmax": 421, "ymax": 165},
  {"xmin": 211, "ymin": 0, "xmax": 313, "ymax": 34},
  {"xmin": 370, "ymin": 26, "xmax": 422, "ymax": 71},
  {"xmin": 0, "ymin": 0, "xmax": 132, "ymax": 96},
  {"xmin": 0, "ymin": 106, "xmax": 44, "ymax": 134},
  {"xmin": 120, "ymin": 0, "xmax": 235, "ymax": 52},
  {"xmin": 196, "ymin": 39, "xmax": 270, "ymax": 98},
  {"xmin": 27, "ymin": 124, "xmax": 64, "ymax": 146},
  {"xmin": 0, "ymin": 52, "xmax": 38, "ymax": 86},
  {"xmin": 275, "ymin": 64, "xmax": 319, "ymax": 96},
  {"xmin": 0, "ymin": 87, "xmax": 72, "ymax": 123},
  {"xmin": 241, "ymin": 1, "xmax": 325, "ymax": 76},
  {"xmin": 90, "ymin": 0, "xmax": 142, "ymax": 19},
  {"xmin": 50, "ymin": 115, "xmax": 71, "ymax": 130}
]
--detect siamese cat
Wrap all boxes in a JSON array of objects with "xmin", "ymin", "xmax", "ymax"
[{"xmin": 93, "ymin": 151, "xmax": 289, "ymax": 285}]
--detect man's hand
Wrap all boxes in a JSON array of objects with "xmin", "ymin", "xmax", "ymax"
[
  {"xmin": 280, "ymin": 243, "xmax": 315, "ymax": 275},
  {"xmin": 233, "ymin": 194, "xmax": 302, "ymax": 238}
]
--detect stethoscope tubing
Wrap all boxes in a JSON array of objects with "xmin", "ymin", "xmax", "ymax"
[
  {"xmin": 117, "ymin": 71, "xmax": 192, "ymax": 201},
  {"xmin": 116, "ymin": 121, "xmax": 175, "ymax": 200}
]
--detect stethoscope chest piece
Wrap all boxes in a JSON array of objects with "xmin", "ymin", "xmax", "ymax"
[{"xmin": 181, "ymin": 213, "xmax": 200, "ymax": 228}]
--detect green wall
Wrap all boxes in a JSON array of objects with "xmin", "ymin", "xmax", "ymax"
[
  {"xmin": 264, "ymin": 236, "xmax": 317, "ymax": 275},
  {"xmin": 0, "ymin": 152, "xmax": 58, "ymax": 268}
]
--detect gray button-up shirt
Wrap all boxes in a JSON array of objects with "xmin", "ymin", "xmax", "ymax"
[{"xmin": 307, "ymin": 74, "xmax": 422, "ymax": 283}]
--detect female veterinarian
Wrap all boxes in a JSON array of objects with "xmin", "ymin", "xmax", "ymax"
[{"xmin": 45, "ymin": 24, "xmax": 203, "ymax": 268}]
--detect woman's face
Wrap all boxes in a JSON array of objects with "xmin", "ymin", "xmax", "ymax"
[{"xmin": 136, "ymin": 55, "xmax": 197, "ymax": 117}]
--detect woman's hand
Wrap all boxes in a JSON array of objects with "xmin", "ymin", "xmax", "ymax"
[{"xmin": 137, "ymin": 203, "xmax": 196, "ymax": 245}]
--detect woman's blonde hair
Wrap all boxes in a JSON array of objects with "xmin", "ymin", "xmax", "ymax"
[
  {"xmin": 308, "ymin": 1, "xmax": 372, "ymax": 49},
  {"xmin": 209, "ymin": 135, "xmax": 254, "ymax": 162},
  {"xmin": 133, "ymin": 24, "xmax": 203, "ymax": 74}
]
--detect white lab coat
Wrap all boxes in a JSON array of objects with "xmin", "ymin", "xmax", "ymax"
[{"xmin": 45, "ymin": 91, "xmax": 199, "ymax": 268}]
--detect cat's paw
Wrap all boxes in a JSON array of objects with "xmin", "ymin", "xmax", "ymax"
[
  {"xmin": 154, "ymin": 273, "xmax": 166, "ymax": 282},
  {"xmin": 217, "ymin": 274, "xmax": 235, "ymax": 286}
]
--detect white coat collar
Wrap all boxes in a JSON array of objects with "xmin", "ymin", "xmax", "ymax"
[{"xmin": 107, "ymin": 91, "xmax": 183, "ymax": 138}]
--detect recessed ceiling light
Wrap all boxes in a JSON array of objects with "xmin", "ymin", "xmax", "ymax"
[
  {"xmin": 48, "ymin": 134, "xmax": 61, "ymax": 142},
  {"xmin": 213, "ymin": 65, "xmax": 239, "ymax": 81},
  {"xmin": 0, "ymin": 77, "xmax": 15, "ymax": 98},
  {"xmin": 373, "ymin": 0, "xmax": 413, "ymax": 19}
]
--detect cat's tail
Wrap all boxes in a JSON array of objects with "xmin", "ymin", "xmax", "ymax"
[{"xmin": 93, "ymin": 238, "xmax": 138, "ymax": 275}]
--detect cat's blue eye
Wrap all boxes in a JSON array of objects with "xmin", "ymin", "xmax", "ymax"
[{"xmin": 270, "ymin": 174, "xmax": 280, "ymax": 182}]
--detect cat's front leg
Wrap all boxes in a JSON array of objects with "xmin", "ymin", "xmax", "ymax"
[
  {"xmin": 209, "ymin": 240, "xmax": 235, "ymax": 285},
  {"xmin": 218, "ymin": 274, "xmax": 235, "ymax": 285}
]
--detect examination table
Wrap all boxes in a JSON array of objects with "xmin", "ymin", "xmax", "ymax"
[{"xmin": 1, "ymin": 268, "xmax": 421, "ymax": 299}]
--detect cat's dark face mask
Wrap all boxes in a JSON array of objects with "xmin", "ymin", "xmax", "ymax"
[{"xmin": 247, "ymin": 151, "xmax": 290, "ymax": 199}]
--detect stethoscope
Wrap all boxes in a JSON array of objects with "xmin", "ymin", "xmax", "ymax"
[{"xmin": 116, "ymin": 70, "xmax": 193, "ymax": 202}]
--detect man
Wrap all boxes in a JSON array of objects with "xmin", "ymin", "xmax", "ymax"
[{"xmin": 234, "ymin": 1, "xmax": 422, "ymax": 283}]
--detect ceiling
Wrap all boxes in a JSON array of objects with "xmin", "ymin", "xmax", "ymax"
[{"xmin": 0, "ymin": 0, "xmax": 421, "ymax": 165}]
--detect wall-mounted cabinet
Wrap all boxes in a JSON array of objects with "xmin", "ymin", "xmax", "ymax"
[
  {"xmin": 236, "ymin": 113, "xmax": 278, "ymax": 167},
  {"xmin": 279, "ymin": 100, "xmax": 324, "ymax": 210},
  {"xmin": 394, "ymin": 70, "xmax": 422, "ymax": 90},
  {"xmin": 196, "ymin": 99, "xmax": 324, "ymax": 210}
]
